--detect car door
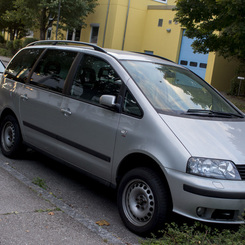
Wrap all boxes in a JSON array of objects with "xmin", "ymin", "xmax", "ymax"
[
  {"xmin": 19, "ymin": 49, "xmax": 78, "ymax": 155},
  {"xmin": 58, "ymin": 54, "xmax": 122, "ymax": 181}
]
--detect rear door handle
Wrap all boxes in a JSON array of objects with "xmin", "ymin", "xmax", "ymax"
[
  {"xmin": 20, "ymin": 94, "xmax": 28, "ymax": 101},
  {"xmin": 61, "ymin": 108, "xmax": 72, "ymax": 116}
]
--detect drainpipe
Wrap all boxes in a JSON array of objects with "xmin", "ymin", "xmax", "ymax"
[
  {"xmin": 102, "ymin": 0, "xmax": 111, "ymax": 47},
  {"xmin": 122, "ymin": 0, "xmax": 131, "ymax": 50},
  {"xmin": 56, "ymin": 0, "xmax": 61, "ymax": 39}
]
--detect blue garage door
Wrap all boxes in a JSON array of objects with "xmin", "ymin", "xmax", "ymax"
[{"xmin": 179, "ymin": 30, "xmax": 209, "ymax": 80}]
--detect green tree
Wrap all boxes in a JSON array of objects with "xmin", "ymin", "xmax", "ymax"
[
  {"xmin": 174, "ymin": 0, "xmax": 245, "ymax": 63},
  {"xmin": 14, "ymin": 0, "xmax": 98, "ymax": 40},
  {"xmin": 0, "ymin": 0, "xmax": 28, "ymax": 40}
]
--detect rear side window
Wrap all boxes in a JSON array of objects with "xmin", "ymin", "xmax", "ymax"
[
  {"xmin": 5, "ymin": 48, "xmax": 42, "ymax": 83},
  {"xmin": 30, "ymin": 49, "xmax": 77, "ymax": 93}
]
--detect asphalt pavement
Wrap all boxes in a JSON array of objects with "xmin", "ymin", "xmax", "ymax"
[{"xmin": 0, "ymin": 160, "xmax": 128, "ymax": 245}]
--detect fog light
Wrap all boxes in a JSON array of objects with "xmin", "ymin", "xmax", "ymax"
[
  {"xmin": 196, "ymin": 207, "xmax": 206, "ymax": 217},
  {"xmin": 211, "ymin": 209, "xmax": 235, "ymax": 220}
]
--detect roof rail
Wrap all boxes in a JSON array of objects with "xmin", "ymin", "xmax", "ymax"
[
  {"xmin": 27, "ymin": 40, "xmax": 107, "ymax": 53},
  {"xmin": 133, "ymin": 52, "xmax": 175, "ymax": 63}
]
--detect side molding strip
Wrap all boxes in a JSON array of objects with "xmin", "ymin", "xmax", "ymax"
[
  {"xmin": 23, "ymin": 121, "xmax": 111, "ymax": 162},
  {"xmin": 184, "ymin": 184, "xmax": 245, "ymax": 199}
]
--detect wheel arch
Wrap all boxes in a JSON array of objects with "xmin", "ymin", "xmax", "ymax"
[
  {"xmin": 116, "ymin": 153, "xmax": 173, "ymax": 205},
  {"xmin": 0, "ymin": 108, "xmax": 18, "ymax": 122},
  {"xmin": 0, "ymin": 108, "xmax": 22, "ymax": 139}
]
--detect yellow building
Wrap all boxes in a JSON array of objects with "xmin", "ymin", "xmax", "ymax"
[{"xmin": 67, "ymin": 0, "xmax": 243, "ymax": 92}]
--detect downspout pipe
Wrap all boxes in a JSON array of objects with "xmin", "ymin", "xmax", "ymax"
[
  {"xmin": 102, "ymin": 0, "xmax": 111, "ymax": 47},
  {"xmin": 56, "ymin": 0, "xmax": 61, "ymax": 39},
  {"xmin": 122, "ymin": 0, "xmax": 131, "ymax": 50}
]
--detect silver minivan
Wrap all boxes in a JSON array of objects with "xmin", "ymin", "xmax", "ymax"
[{"xmin": 0, "ymin": 41, "xmax": 245, "ymax": 235}]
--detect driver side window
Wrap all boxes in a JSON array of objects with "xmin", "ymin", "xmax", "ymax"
[{"xmin": 70, "ymin": 55, "xmax": 122, "ymax": 104}]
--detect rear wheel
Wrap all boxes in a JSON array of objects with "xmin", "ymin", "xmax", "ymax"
[
  {"xmin": 0, "ymin": 115, "xmax": 23, "ymax": 158},
  {"xmin": 117, "ymin": 167, "xmax": 171, "ymax": 236}
]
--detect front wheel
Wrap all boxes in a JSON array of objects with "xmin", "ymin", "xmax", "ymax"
[
  {"xmin": 117, "ymin": 167, "xmax": 171, "ymax": 236},
  {"xmin": 0, "ymin": 115, "xmax": 23, "ymax": 158}
]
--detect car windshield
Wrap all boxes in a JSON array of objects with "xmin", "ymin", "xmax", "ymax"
[{"xmin": 122, "ymin": 60, "xmax": 243, "ymax": 118}]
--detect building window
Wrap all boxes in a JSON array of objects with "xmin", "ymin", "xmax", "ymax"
[
  {"xmin": 67, "ymin": 29, "xmax": 81, "ymax": 41},
  {"xmin": 46, "ymin": 28, "xmax": 52, "ymax": 40},
  {"xmin": 158, "ymin": 19, "xmax": 163, "ymax": 27},
  {"xmin": 67, "ymin": 30, "xmax": 73, "ymax": 40},
  {"xmin": 153, "ymin": 0, "xmax": 167, "ymax": 3},
  {"xmin": 75, "ymin": 29, "xmax": 81, "ymax": 41},
  {"xmin": 90, "ymin": 25, "xmax": 99, "ymax": 44},
  {"xmin": 200, "ymin": 63, "xmax": 207, "ymax": 68},
  {"xmin": 190, "ymin": 62, "xmax": 198, "ymax": 67},
  {"xmin": 144, "ymin": 50, "xmax": 154, "ymax": 55},
  {"xmin": 180, "ymin": 60, "xmax": 188, "ymax": 66}
]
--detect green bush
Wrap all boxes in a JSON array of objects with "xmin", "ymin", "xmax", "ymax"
[
  {"xmin": 0, "ymin": 35, "xmax": 5, "ymax": 44},
  {"xmin": 229, "ymin": 65, "xmax": 245, "ymax": 96},
  {"xmin": 5, "ymin": 39, "xmax": 23, "ymax": 55},
  {"xmin": 22, "ymin": 38, "xmax": 39, "ymax": 47},
  {"xmin": 141, "ymin": 222, "xmax": 245, "ymax": 245},
  {"xmin": 229, "ymin": 78, "xmax": 240, "ymax": 96},
  {"xmin": 0, "ymin": 48, "xmax": 12, "ymax": 57},
  {"xmin": 6, "ymin": 40, "xmax": 13, "ymax": 51},
  {"xmin": 13, "ymin": 39, "xmax": 23, "ymax": 50}
]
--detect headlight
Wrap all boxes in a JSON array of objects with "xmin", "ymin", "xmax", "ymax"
[{"xmin": 187, "ymin": 157, "xmax": 241, "ymax": 180}]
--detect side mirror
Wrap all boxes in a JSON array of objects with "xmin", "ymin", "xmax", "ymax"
[
  {"xmin": 100, "ymin": 94, "xmax": 122, "ymax": 112},
  {"xmin": 100, "ymin": 95, "xmax": 116, "ymax": 108}
]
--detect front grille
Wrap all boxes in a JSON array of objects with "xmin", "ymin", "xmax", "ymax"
[{"xmin": 236, "ymin": 165, "xmax": 245, "ymax": 180}]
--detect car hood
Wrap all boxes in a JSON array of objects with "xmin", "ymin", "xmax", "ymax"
[{"xmin": 160, "ymin": 114, "xmax": 245, "ymax": 164}]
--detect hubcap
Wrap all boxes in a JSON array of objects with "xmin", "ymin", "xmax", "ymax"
[
  {"xmin": 1, "ymin": 122, "xmax": 15, "ymax": 152},
  {"xmin": 123, "ymin": 179, "xmax": 155, "ymax": 226}
]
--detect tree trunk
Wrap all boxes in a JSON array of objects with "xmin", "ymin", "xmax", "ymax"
[
  {"xmin": 40, "ymin": 29, "xmax": 46, "ymax": 40},
  {"xmin": 9, "ymin": 29, "xmax": 15, "ymax": 41},
  {"xmin": 39, "ymin": 7, "xmax": 47, "ymax": 40}
]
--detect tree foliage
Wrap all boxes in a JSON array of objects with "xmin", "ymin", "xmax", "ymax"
[
  {"xmin": 0, "ymin": 0, "xmax": 28, "ymax": 40},
  {"xmin": 174, "ymin": 0, "xmax": 245, "ymax": 63},
  {"xmin": 1, "ymin": 0, "xmax": 98, "ymax": 40}
]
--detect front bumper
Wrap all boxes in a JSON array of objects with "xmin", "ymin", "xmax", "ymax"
[{"xmin": 166, "ymin": 168, "xmax": 245, "ymax": 223}]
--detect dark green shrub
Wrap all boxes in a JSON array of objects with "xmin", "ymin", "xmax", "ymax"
[
  {"xmin": 229, "ymin": 78, "xmax": 240, "ymax": 96},
  {"xmin": 22, "ymin": 38, "xmax": 39, "ymax": 47},
  {"xmin": 229, "ymin": 65, "xmax": 245, "ymax": 96},
  {"xmin": 0, "ymin": 48, "xmax": 12, "ymax": 57},
  {"xmin": 141, "ymin": 222, "xmax": 245, "ymax": 245},
  {"xmin": 13, "ymin": 39, "xmax": 23, "ymax": 51},
  {"xmin": 6, "ymin": 40, "xmax": 13, "ymax": 51},
  {"xmin": 0, "ymin": 35, "xmax": 5, "ymax": 44},
  {"xmin": 5, "ymin": 39, "xmax": 23, "ymax": 55}
]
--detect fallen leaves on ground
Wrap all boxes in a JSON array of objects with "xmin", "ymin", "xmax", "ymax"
[{"xmin": 96, "ymin": 220, "xmax": 110, "ymax": 226}]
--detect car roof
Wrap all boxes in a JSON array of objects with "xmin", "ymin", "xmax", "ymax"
[{"xmin": 25, "ymin": 40, "xmax": 179, "ymax": 67}]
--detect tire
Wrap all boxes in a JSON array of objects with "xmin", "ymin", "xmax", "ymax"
[
  {"xmin": 0, "ymin": 115, "xmax": 23, "ymax": 158},
  {"xmin": 117, "ymin": 167, "xmax": 171, "ymax": 236}
]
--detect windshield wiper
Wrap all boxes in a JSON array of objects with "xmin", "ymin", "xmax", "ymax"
[{"xmin": 185, "ymin": 109, "xmax": 244, "ymax": 118}]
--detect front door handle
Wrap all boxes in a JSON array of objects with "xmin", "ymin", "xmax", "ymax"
[
  {"xmin": 61, "ymin": 108, "xmax": 72, "ymax": 116},
  {"xmin": 20, "ymin": 94, "xmax": 28, "ymax": 101}
]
